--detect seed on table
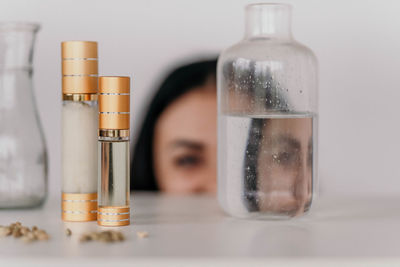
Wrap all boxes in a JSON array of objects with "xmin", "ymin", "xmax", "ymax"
[
  {"xmin": 98, "ymin": 232, "xmax": 112, "ymax": 243},
  {"xmin": 111, "ymin": 231, "xmax": 124, "ymax": 241},
  {"xmin": 20, "ymin": 227, "xmax": 30, "ymax": 235},
  {"xmin": 0, "ymin": 226, "xmax": 12, "ymax": 237},
  {"xmin": 136, "ymin": 231, "xmax": 149, "ymax": 239},
  {"xmin": 21, "ymin": 232, "xmax": 36, "ymax": 243},
  {"xmin": 9, "ymin": 225, "xmax": 15, "ymax": 233},
  {"xmin": 36, "ymin": 230, "xmax": 49, "ymax": 241},
  {"xmin": 79, "ymin": 234, "xmax": 91, "ymax": 242},
  {"xmin": 65, "ymin": 228, "xmax": 72, "ymax": 236},
  {"xmin": 88, "ymin": 232, "xmax": 98, "ymax": 240},
  {"xmin": 12, "ymin": 228, "xmax": 22, "ymax": 238},
  {"xmin": 79, "ymin": 230, "xmax": 125, "ymax": 243},
  {"xmin": 31, "ymin": 226, "xmax": 38, "ymax": 231},
  {"xmin": 27, "ymin": 232, "xmax": 36, "ymax": 240}
]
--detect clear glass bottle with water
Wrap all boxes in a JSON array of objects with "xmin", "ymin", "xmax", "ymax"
[
  {"xmin": 0, "ymin": 23, "xmax": 47, "ymax": 208},
  {"xmin": 217, "ymin": 4, "xmax": 318, "ymax": 219}
]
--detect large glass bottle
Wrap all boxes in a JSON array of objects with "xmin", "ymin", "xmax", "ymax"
[
  {"xmin": 217, "ymin": 4, "xmax": 318, "ymax": 219},
  {"xmin": 0, "ymin": 23, "xmax": 48, "ymax": 208}
]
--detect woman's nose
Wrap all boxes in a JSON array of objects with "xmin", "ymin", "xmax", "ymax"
[{"xmin": 192, "ymin": 168, "xmax": 217, "ymax": 194}]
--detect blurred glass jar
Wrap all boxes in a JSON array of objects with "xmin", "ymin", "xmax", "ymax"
[
  {"xmin": 217, "ymin": 4, "xmax": 318, "ymax": 219},
  {"xmin": 0, "ymin": 23, "xmax": 47, "ymax": 208}
]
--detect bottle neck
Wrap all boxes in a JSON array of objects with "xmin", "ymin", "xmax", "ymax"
[
  {"xmin": 244, "ymin": 4, "xmax": 292, "ymax": 40},
  {"xmin": 0, "ymin": 23, "xmax": 39, "ymax": 71}
]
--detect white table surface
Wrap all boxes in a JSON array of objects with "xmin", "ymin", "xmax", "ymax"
[{"xmin": 1, "ymin": 193, "xmax": 400, "ymax": 266}]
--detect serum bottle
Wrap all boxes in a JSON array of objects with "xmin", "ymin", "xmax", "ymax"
[
  {"xmin": 61, "ymin": 41, "xmax": 98, "ymax": 221},
  {"xmin": 97, "ymin": 76, "xmax": 131, "ymax": 226}
]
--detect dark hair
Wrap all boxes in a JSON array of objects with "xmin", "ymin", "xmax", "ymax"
[{"xmin": 131, "ymin": 58, "xmax": 218, "ymax": 191}]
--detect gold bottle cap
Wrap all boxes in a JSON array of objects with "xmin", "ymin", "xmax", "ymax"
[
  {"xmin": 61, "ymin": 41, "xmax": 98, "ymax": 95},
  {"xmin": 62, "ymin": 41, "xmax": 98, "ymax": 59},
  {"xmin": 99, "ymin": 76, "xmax": 131, "ymax": 130}
]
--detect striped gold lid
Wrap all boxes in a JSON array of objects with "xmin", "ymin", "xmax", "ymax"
[
  {"xmin": 61, "ymin": 41, "xmax": 98, "ymax": 95},
  {"xmin": 98, "ymin": 76, "xmax": 130, "ymax": 130},
  {"xmin": 98, "ymin": 206, "xmax": 130, "ymax": 226},
  {"xmin": 61, "ymin": 193, "xmax": 98, "ymax": 222}
]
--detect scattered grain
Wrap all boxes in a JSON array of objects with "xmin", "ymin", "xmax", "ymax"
[
  {"xmin": 0, "ymin": 226, "xmax": 11, "ymax": 237},
  {"xmin": 0, "ymin": 222, "xmax": 49, "ymax": 243},
  {"xmin": 79, "ymin": 230, "xmax": 125, "ymax": 243},
  {"xmin": 136, "ymin": 231, "xmax": 149, "ymax": 239}
]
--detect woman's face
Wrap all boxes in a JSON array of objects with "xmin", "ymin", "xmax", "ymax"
[
  {"xmin": 257, "ymin": 117, "xmax": 313, "ymax": 215},
  {"xmin": 153, "ymin": 85, "xmax": 217, "ymax": 194}
]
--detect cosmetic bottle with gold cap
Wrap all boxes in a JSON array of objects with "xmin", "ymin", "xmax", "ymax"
[
  {"xmin": 61, "ymin": 41, "xmax": 98, "ymax": 221},
  {"xmin": 98, "ymin": 76, "xmax": 131, "ymax": 226}
]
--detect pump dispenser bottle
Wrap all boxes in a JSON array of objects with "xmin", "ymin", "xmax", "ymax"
[
  {"xmin": 61, "ymin": 41, "xmax": 99, "ymax": 221},
  {"xmin": 97, "ymin": 76, "xmax": 131, "ymax": 226}
]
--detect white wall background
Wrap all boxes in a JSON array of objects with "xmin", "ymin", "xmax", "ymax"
[{"xmin": 1, "ymin": 0, "xmax": 398, "ymax": 197}]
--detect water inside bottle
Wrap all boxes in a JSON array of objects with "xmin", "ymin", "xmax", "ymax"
[{"xmin": 218, "ymin": 112, "xmax": 315, "ymax": 218}]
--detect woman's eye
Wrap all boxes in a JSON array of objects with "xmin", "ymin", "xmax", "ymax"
[{"xmin": 174, "ymin": 155, "xmax": 202, "ymax": 168}]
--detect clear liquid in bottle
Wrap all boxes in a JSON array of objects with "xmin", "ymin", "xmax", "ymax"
[{"xmin": 218, "ymin": 113, "xmax": 315, "ymax": 218}]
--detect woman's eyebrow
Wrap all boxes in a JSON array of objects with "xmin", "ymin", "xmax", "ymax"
[
  {"xmin": 169, "ymin": 140, "xmax": 204, "ymax": 151},
  {"xmin": 272, "ymin": 134, "xmax": 301, "ymax": 150}
]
